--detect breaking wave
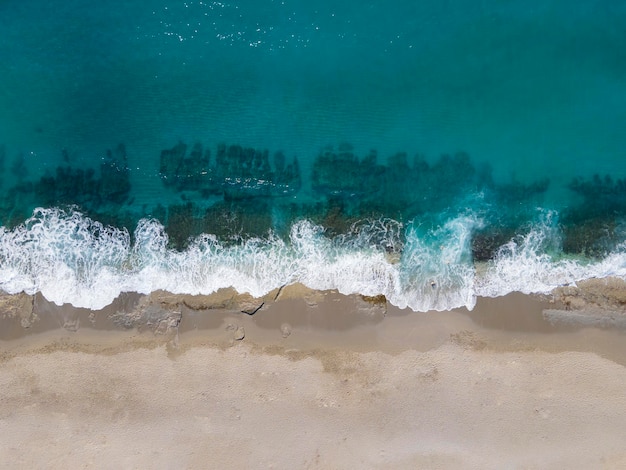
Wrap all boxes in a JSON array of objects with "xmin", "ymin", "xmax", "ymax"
[{"xmin": 0, "ymin": 208, "xmax": 624, "ymax": 311}]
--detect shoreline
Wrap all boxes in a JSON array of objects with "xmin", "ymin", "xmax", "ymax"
[
  {"xmin": 2, "ymin": 280, "xmax": 626, "ymax": 468},
  {"xmin": 1, "ymin": 278, "xmax": 626, "ymax": 357}
]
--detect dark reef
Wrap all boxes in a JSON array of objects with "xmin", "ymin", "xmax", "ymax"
[
  {"xmin": 159, "ymin": 141, "xmax": 301, "ymax": 200},
  {"xmin": 0, "ymin": 144, "xmax": 132, "ymax": 229},
  {"xmin": 0, "ymin": 140, "xmax": 623, "ymax": 260},
  {"xmin": 561, "ymin": 174, "xmax": 626, "ymax": 257}
]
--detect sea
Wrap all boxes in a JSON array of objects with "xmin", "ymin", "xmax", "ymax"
[{"xmin": 0, "ymin": 0, "xmax": 625, "ymax": 311}]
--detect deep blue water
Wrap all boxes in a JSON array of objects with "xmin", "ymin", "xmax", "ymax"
[{"xmin": 1, "ymin": 0, "xmax": 625, "ymax": 310}]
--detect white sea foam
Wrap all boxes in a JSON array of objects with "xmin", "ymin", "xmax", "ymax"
[
  {"xmin": 0, "ymin": 208, "xmax": 624, "ymax": 311},
  {"xmin": 476, "ymin": 211, "xmax": 626, "ymax": 297}
]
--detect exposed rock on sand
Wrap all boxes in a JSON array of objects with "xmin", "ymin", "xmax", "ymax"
[
  {"xmin": 547, "ymin": 277, "xmax": 626, "ymax": 328},
  {"xmin": 0, "ymin": 292, "xmax": 36, "ymax": 328},
  {"xmin": 109, "ymin": 292, "xmax": 181, "ymax": 335},
  {"xmin": 234, "ymin": 326, "xmax": 245, "ymax": 340},
  {"xmin": 553, "ymin": 277, "xmax": 626, "ymax": 312},
  {"xmin": 280, "ymin": 323, "xmax": 292, "ymax": 338},
  {"xmin": 1, "ymin": 285, "xmax": 626, "ymax": 468}
]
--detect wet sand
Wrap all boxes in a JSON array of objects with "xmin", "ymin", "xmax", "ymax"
[{"xmin": 2, "ymin": 281, "xmax": 626, "ymax": 469}]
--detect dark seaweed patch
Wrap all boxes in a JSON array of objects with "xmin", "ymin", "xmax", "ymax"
[
  {"xmin": 3, "ymin": 140, "xmax": 623, "ymax": 260},
  {"xmin": 560, "ymin": 174, "xmax": 626, "ymax": 257}
]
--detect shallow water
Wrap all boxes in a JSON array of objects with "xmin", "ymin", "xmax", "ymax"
[{"xmin": 1, "ymin": 0, "xmax": 625, "ymax": 310}]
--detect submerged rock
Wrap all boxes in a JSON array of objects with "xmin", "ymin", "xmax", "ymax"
[
  {"xmin": 471, "ymin": 228, "xmax": 517, "ymax": 262},
  {"xmin": 200, "ymin": 200, "xmax": 274, "ymax": 241},
  {"xmin": 2, "ymin": 138, "xmax": 624, "ymax": 263},
  {"xmin": 561, "ymin": 174, "xmax": 626, "ymax": 256},
  {"xmin": 159, "ymin": 141, "xmax": 188, "ymax": 187},
  {"xmin": 312, "ymin": 144, "xmax": 384, "ymax": 198},
  {"xmin": 568, "ymin": 174, "xmax": 626, "ymax": 217},
  {"xmin": 100, "ymin": 144, "xmax": 131, "ymax": 204},
  {"xmin": 4, "ymin": 144, "xmax": 134, "ymax": 229},
  {"xmin": 562, "ymin": 218, "xmax": 621, "ymax": 258},
  {"xmin": 159, "ymin": 141, "xmax": 301, "ymax": 202},
  {"xmin": 165, "ymin": 202, "xmax": 200, "ymax": 249}
]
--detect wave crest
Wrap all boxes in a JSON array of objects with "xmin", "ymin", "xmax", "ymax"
[{"xmin": 0, "ymin": 208, "xmax": 624, "ymax": 311}]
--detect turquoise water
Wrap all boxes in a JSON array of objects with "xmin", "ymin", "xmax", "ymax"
[{"xmin": 1, "ymin": 0, "xmax": 625, "ymax": 310}]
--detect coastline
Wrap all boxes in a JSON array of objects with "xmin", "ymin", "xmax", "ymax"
[
  {"xmin": 2, "ymin": 278, "xmax": 626, "ymax": 356},
  {"xmin": 2, "ymin": 280, "xmax": 626, "ymax": 468}
]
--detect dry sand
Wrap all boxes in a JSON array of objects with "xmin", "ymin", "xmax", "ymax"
[{"xmin": 2, "ymin": 281, "xmax": 626, "ymax": 469}]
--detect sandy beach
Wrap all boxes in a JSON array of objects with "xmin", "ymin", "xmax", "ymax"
[
  {"xmin": 2, "ymin": 281, "xmax": 626, "ymax": 469},
  {"xmin": 3, "ymin": 0, "xmax": 626, "ymax": 468}
]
